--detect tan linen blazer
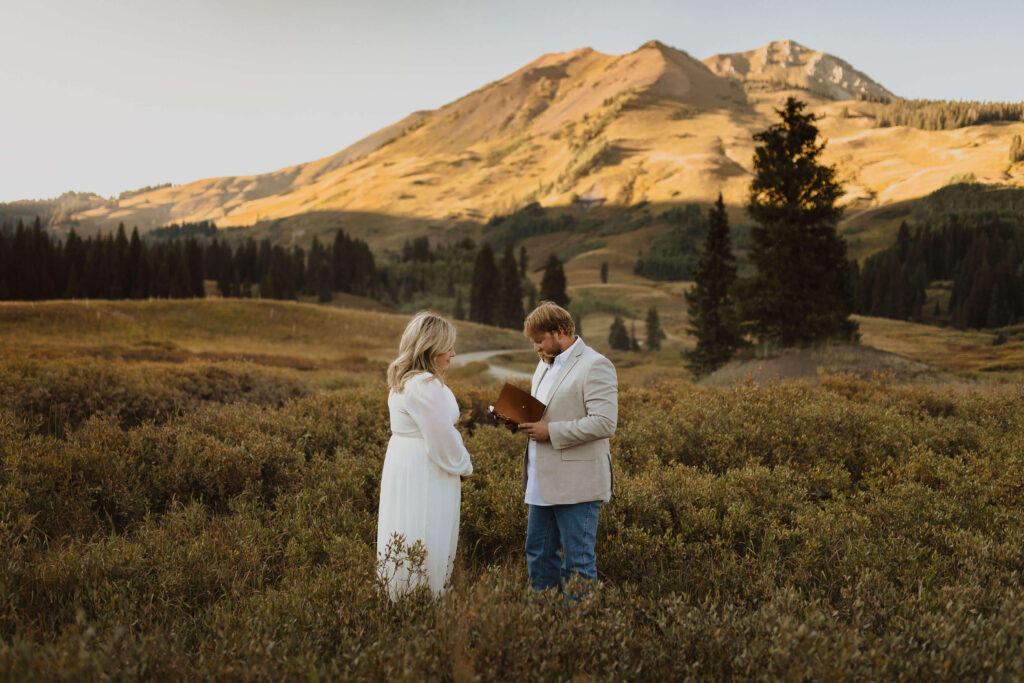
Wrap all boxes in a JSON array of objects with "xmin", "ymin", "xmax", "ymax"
[{"xmin": 522, "ymin": 338, "xmax": 617, "ymax": 505}]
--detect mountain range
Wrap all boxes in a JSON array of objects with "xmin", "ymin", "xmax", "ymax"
[{"xmin": 16, "ymin": 39, "xmax": 1024, "ymax": 261}]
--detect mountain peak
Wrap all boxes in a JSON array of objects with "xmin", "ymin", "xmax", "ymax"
[
  {"xmin": 703, "ymin": 40, "xmax": 894, "ymax": 102},
  {"xmin": 638, "ymin": 39, "xmax": 670, "ymax": 51}
]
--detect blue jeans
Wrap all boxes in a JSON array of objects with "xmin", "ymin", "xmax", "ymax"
[{"xmin": 525, "ymin": 501, "xmax": 602, "ymax": 593}]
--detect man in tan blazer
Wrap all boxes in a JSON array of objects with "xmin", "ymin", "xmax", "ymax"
[{"xmin": 518, "ymin": 302, "xmax": 617, "ymax": 593}]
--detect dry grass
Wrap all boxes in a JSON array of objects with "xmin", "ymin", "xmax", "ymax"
[
  {"xmin": 855, "ymin": 315, "xmax": 1024, "ymax": 375},
  {"xmin": 0, "ymin": 299, "xmax": 525, "ymax": 364}
]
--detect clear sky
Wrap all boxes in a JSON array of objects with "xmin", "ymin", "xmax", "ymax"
[{"xmin": 2, "ymin": 0, "xmax": 1021, "ymax": 203}]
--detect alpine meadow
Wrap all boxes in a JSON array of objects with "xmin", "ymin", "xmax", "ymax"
[{"xmin": 4, "ymin": 29, "xmax": 1024, "ymax": 681}]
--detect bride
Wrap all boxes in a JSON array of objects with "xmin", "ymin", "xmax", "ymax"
[{"xmin": 377, "ymin": 311, "xmax": 473, "ymax": 599}]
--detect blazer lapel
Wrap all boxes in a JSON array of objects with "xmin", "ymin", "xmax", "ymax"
[{"xmin": 542, "ymin": 339, "xmax": 585, "ymax": 413}]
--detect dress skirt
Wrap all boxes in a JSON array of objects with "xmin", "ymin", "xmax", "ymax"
[{"xmin": 376, "ymin": 433, "xmax": 462, "ymax": 598}]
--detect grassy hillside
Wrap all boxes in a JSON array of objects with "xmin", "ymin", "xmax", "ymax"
[
  {"xmin": 0, "ymin": 299, "xmax": 527, "ymax": 363},
  {"xmin": 27, "ymin": 39, "xmax": 1020, "ymax": 263}
]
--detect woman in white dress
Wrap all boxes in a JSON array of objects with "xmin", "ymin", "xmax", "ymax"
[{"xmin": 377, "ymin": 311, "xmax": 473, "ymax": 599}]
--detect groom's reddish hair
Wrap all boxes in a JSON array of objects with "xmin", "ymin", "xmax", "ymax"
[{"xmin": 524, "ymin": 301, "xmax": 575, "ymax": 338}]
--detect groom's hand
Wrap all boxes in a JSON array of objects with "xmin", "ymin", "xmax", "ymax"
[
  {"xmin": 520, "ymin": 420, "xmax": 550, "ymax": 442},
  {"xmin": 493, "ymin": 412, "xmax": 519, "ymax": 433}
]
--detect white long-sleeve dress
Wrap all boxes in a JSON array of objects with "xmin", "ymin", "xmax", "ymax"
[{"xmin": 376, "ymin": 373, "xmax": 473, "ymax": 599}]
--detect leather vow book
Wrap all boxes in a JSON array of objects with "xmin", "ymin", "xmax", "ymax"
[{"xmin": 491, "ymin": 382, "xmax": 545, "ymax": 425}]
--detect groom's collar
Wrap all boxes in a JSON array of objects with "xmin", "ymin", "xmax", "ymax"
[{"xmin": 557, "ymin": 336, "xmax": 581, "ymax": 360}]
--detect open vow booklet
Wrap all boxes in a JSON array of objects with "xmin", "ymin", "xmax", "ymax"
[{"xmin": 488, "ymin": 383, "xmax": 545, "ymax": 426}]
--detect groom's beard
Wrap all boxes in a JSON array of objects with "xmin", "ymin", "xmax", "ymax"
[{"xmin": 537, "ymin": 350, "xmax": 555, "ymax": 364}]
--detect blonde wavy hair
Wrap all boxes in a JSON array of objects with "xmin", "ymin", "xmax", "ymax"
[{"xmin": 387, "ymin": 311, "xmax": 458, "ymax": 392}]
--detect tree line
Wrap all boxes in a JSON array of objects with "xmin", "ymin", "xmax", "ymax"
[
  {"xmin": 0, "ymin": 213, "xmax": 577, "ymax": 334},
  {"xmin": 856, "ymin": 218, "xmax": 1024, "ymax": 329},
  {"xmin": 875, "ymin": 99, "xmax": 1024, "ymax": 131},
  {"xmin": 0, "ymin": 219, "xmax": 377, "ymax": 302}
]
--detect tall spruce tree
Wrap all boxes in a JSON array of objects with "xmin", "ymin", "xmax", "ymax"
[
  {"xmin": 645, "ymin": 306, "xmax": 664, "ymax": 351},
  {"xmin": 685, "ymin": 194, "xmax": 743, "ymax": 373},
  {"xmin": 469, "ymin": 243, "xmax": 498, "ymax": 325},
  {"xmin": 745, "ymin": 97, "xmax": 858, "ymax": 346},
  {"xmin": 497, "ymin": 245, "xmax": 524, "ymax": 328},
  {"xmin": 186, "ymin": 238, "xmax": 205, "ymax": 297},
  {"xmin": 539, "ymin": 253, "xmax": 570, "ymax": 306}
]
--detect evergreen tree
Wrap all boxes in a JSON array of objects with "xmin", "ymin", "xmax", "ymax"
[
  {"xmin": 186, "ymin": 238, "xmax": 205, "ymax": 297},
  {"xmin": 497, "ymin": 246, "xmax": 524, "ymax": 328},
  {"xmin": 170, "ymin": 242, "xmax": 190, "ymax": 298},
  {"xmin": 151, "ymin": 243, "xmax": 171, "ymax": 298},
  {"xmin": 128, "ymin": 228, "xmax": 146, "ymax": 298},
  {"xmin": 519, "ymin": 245, "xmax": 529, "ymax": 278},
  {"xmin": 685, "ymin": 194, "xmax": 744, "ymax": 373},
  {"xmin": 292, "ymin": 245, "xmax": 307, "ymax": 295},
  {"xmin": 608, "ymin": 316, "xmax": 631, "ymax": 351},
  {"xmin": 539, "ymin": 253, "xmax": 570, "ymax": 306},
  {"xmin": 469, "ymin": 243, "xmax": 498, "ymax": 325},
  {"xmin": 645, "ymin": 306, "xmax": 664, "ymax": 351},
  {"xmin": 11, "ymin": 221, "xmax": 28, "ymax": 299},
  {"xmin": 744, "ymin": 97, "xmax": 858, "ymax": 346},
  {"xmin": 0, "ymin": 222, "xmax": 10, "ymax": 299},
  {"xmin": 111, "ymin": 224, "xmax": 129, "ymax": 298},
  {"xmin": 600, "ymin": 261, "xmax": 608, "ymax": 283},
  {"xmin": 307, "ymin": 238, "xmax": 333, "ymax": 303},
  {"xmin": 64, "ymin": 229, "xmax": 85, "ymax": 299}
]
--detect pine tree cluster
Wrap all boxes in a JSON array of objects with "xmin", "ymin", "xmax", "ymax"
[
  {"xmin": 857, "ymin": 219, "xmax": 1024, "ymax": 329},
  {"xmin": 633, "ymin": 204, "xmax": 707, "ymax": 281},
  {"xmin": 468, "ymin": 244, "xmax": 528, "ymax": 328},
  {"xmin": 875, "ymin": 99, "xmax": 1024, "ymax": 131},
  {"xmin": 483, "ymin": 202, "xmax": 574, "ymax": 250},
  {"xmin": 0, "ymin": 220, "xmax": 377, "ymax": 302},
  {"xmin": 385, "ymin": 237, "xmax": 476, "ymax": 308}
]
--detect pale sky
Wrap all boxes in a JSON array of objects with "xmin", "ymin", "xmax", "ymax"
[{"xmin": 2, "ymin": 0, "xmax": 1021, "ymax": 203}]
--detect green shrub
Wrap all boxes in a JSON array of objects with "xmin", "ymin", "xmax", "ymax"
[
  {"xmin": 3, "ymin": 369, "xmax": 1024, "ymax": 678},
  {"xmin": 0, "ymin": 359, "xmax": 307, "ymax": 433}
]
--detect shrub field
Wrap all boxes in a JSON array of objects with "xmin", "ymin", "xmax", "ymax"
[{"xmin": 2, "ymin": 347, "xmax": 1024, "ymax": 680}]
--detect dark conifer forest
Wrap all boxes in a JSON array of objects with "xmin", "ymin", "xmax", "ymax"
[
  {"xmin": 0, "ymin": 220, "xmax": 378, "ymax": 302},
  {"xmin": 856, "ymin": 184, "xmax": 1024, "ymax": 329}
]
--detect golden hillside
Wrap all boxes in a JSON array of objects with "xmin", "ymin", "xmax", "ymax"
[{"xmin": 63, "ymin": 40, "xmax": 1024, "ymax": 256}]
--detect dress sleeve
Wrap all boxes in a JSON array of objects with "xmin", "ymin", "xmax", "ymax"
[{"xmin": 403, "ymin": 376, "xmax": 473, "ymax": 477}]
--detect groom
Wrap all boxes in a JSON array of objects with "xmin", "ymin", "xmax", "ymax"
[{"xmin": 517, "ymin": 301, "xmax": 617, "ymax": 594}]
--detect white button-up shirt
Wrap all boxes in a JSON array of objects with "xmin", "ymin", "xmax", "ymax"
[{"xmin": 524, "ymin": 336, "xmax": 580, "ymax": 506}]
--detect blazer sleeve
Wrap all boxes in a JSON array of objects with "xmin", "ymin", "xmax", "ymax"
[
  {"xmin": 547, "ymin": 355, "xmax": 618, "ymax": 450},
  {"xmin": 403, "ymin": 376, "xmax": 473, "ymax": 476}
]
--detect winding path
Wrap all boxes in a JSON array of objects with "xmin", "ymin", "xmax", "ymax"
[{"xmin": 453, "ymin": 348, "xmax": 534, "ymax": 382}]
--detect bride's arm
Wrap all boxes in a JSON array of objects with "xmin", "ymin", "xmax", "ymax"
[{"xmin": 404, "ymin": 376, "xmax": 473, "ymax": 477}]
